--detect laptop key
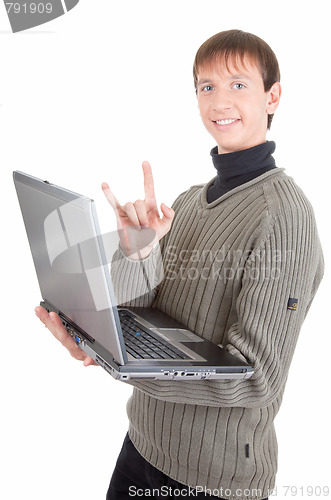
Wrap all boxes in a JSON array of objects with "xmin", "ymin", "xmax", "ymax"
[
  {"xmin": 126, "ymin": 348, "xmax": 142, "ymax": 358},
  {"xmin": 149, "ymin": 352, "xmax": 162, "ymax": 359},
  {"xmin": 120, "ymin": 312, "xmax": 189, "ymax": 360}
]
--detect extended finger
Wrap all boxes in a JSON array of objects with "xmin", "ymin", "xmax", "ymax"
[
  {"xmin": 101, "ymin": 183, "xmax": 122, "ymax": 212},
  {"xmin": 142, "ymin": 162, "xmax": 156, "ymax": 204}
]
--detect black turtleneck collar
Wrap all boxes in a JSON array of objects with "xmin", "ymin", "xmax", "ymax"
[{"xmin": 207, "ymin": 141, "xmax": 276, "ymax": 203}]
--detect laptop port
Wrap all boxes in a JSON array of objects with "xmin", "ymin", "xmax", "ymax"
[{"xmin": 96, "ymin": 355, "xmax": 104, "ymax": 367}]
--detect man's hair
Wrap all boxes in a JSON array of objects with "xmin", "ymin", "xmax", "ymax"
[{"xmin": 193, "ymin": 29, "xmax": 280, "ymax": 129}]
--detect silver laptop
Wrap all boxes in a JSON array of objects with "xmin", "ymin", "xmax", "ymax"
[{"xmin": 14, "ymin": 171, "xmax": 254, "ymax": 381}]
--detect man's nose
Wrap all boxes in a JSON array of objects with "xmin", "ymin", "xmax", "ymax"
[{"xmin": 212, "ymin": 91, "xmax": 232, "ymax": 113}]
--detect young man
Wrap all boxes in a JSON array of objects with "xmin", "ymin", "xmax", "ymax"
[{"xmin": 35, "ymin": 30, "xmax": 324, "ymax": 499}]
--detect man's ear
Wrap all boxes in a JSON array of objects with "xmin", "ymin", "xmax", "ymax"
[{"xmin": 266, "ymin": 82, "xmax": 281, "ymax": 114}]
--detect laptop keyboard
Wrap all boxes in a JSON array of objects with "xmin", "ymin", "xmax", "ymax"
[{"xmin": 119, "ymin": 310, "xmax": 189, "ymax": 360}]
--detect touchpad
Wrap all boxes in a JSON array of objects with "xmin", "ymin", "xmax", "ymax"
[{"xmin": 151, "ymin": 328, "xmax": 204, "ymax": 343}]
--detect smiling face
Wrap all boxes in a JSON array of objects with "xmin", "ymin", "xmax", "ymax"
[{"xmin": 196, "ymin": 57, "xmax": 281, "ymax": 154}]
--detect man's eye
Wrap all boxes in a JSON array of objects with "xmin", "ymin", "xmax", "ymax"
[
  {"xmin": 201, "ymin": 85, "xmax": 214, "ymax": 92},
  {"xmin": 233, "ymin": 83, "xmax": 245, "ymax": 90}
]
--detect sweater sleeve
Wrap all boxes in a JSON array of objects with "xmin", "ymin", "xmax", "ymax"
[
  {"xmin": 126, "ymin": 210, "xmax": 324, "ymax": 408},
  {"xmin": 110, "ymin": 243, "xmax": 164, "ymax": 307}
]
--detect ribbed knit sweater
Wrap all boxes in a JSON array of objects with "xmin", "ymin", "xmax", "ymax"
[{"xmin": 111, "ymin": 166, "xmax": 324, "ymax": 500}]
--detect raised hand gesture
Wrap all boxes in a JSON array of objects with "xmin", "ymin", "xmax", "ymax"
[{"xmin": 102, "ymin": 161, "xmax": 175, "ymax": 260}]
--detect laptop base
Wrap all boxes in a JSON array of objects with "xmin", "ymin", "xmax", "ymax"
[{"xmin": 41, "ymin": 301, "xmax": 253, "ymax": 381}]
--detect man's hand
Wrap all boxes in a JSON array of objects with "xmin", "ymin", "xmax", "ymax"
[
  {"xmin": 34, "ymin": 306, "xmax": 97, "ymax": 367},
  {"xmin": 102, "ymin": 161, "xmax": 175, "ymax": 260}
]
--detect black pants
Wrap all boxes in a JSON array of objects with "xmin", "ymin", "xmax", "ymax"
[{"xmin": 106, "ymin": 433, "xmax": 268, "ymax": 500}]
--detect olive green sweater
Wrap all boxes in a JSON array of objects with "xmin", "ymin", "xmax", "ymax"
[{"xmin": 111, "ymin": 168, "xmax": 324, "ymax": 500}]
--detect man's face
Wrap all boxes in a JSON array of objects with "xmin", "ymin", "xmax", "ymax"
[{"xmin": 196, "ymin": 57, "xmax": 280, "ymax": 154}]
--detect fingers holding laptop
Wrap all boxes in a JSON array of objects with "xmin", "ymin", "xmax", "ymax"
[
  {"xmin": 101, "ymin": 161, "xmax": 175, "ymax": 259},
  {"xmin": 34, "ymin": 306, "xmax": 97, "ymax": 367}
]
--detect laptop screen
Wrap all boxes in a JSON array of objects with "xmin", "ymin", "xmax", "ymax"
[{"xmin": 14, "ymin": 171, "xmax": 126, "ymax": 364}]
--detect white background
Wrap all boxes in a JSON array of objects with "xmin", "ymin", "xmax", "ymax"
[{"xmin": 0, "ymin": 1, "xmax": 330, "ymax": 499}]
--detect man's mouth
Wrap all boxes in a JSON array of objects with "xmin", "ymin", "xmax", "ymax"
[{"xmin": 214, "ymin": 118, "xmax": 239, "ymax": 125}]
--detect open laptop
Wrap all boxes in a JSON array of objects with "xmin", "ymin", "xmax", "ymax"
[{"xmin": 13, "ymin": 171, "xmax": 254, "ymax": 381}]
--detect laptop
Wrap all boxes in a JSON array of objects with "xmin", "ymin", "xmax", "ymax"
[{"xmin": 13, "ymin": 171, "xmax": 254, "ymax": 381}]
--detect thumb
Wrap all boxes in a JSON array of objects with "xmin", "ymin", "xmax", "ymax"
[{"xmin": 160, "ymin": 203, "xmax": 175, "ymax": 224}]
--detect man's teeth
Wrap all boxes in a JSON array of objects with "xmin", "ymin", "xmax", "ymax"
[{"xmin": 216, "ymin": 119, "xmax": 237, "ymax": 125}]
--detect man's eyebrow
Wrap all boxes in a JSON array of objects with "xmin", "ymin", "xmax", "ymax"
[
  {"xmin": 197, "ymin": 74, "xmax": 252, "ymax": 85},
  {"xmin": 197, "ymin": 78, "xmax": 213, "ymax": 85},
  {"xmin": 228, "ymin": 74, "xmax": 251, "ymax": 80}
]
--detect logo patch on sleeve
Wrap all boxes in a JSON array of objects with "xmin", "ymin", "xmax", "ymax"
[{"xmin": 287, "ymin": 298, "xmax": 298, "ymax": 311}]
